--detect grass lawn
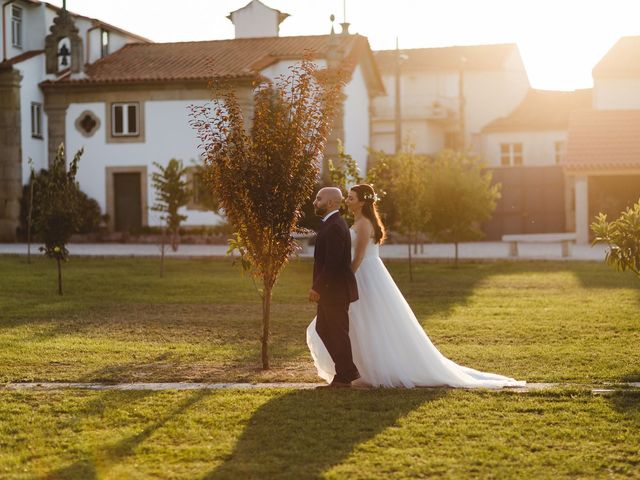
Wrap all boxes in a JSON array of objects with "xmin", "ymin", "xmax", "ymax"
[
  {"xmin": 1, "ymin": 255, "xmax": 639, "ymax": 478},
  {"xmin": 1, "ymin": 388, "xmax": 639, "ymax": 479},
  {"xmin": 0, "ymin": 256, "xmax": 638, "ymax": 385}
]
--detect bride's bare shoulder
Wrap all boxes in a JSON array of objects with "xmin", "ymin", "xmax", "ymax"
[{"xmin": 352, "ymin": 217, "xmax": 374, "ymax": 235}]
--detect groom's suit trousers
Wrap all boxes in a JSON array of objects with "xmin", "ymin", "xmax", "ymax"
[{"xmin": 316, "ymin": 298, "xmax": 359, "ymax": 383}]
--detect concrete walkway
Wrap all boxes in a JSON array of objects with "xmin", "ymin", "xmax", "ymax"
[
  {"xmin": 0, "ymin": 242, "xmax": 609, "ymax": 261},
  {"xmin": 3, "ymin": 382, "xmax": 638, "ymax": 393}
]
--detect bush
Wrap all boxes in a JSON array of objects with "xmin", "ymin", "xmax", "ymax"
[
  {"xmin": 19, "ymin": 168, "xmax": 102, "ymax": 240},
  {"xmin": 591, "ymin": 198, "xmax": 640, "ymax": 277},
  {"xmin": 76, "ymin": 190, "xmax": 102, "ymax": 234}
]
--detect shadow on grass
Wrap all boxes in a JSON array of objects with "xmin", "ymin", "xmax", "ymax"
[
  {"xmin": 202, "ymin": 388, "xmax": 444, "ymax": 480},
  {"xmin": 2, "ymin": 259, "xmax": 637, "ymax": 384},
  {"xmin": 570, "ymin": 262, "xmax": 640, "ymax": 291},
  {"xmin": 5, "ymin": 259, "xmax": 637, "ymax": 336},
  {"xmin": 606, "ymin": 390, "xmax": 640, "ymax": 422},
  {"xmin": 76, "ymin": 353, "xmax": 185, "ymax": 383},
  {"xmin": 45, "ymin": 390, "xmax": 209, "ymax": 480},
  {"xmin": 620, "ymin": 372, "xmax": 640, "ymax": 383}
]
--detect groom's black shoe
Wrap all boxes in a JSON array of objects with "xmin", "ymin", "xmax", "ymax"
[
  {"xmin": 316, "ymin": 380, "xmax": 352, "ymax": 389},
  {"xmin": 316, "ymin": 375, "xmax": 355, "ymax": 389}
]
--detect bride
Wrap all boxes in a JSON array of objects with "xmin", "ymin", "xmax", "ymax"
[{"xmin": 307, "ymin": 184, "xmax": 525, "ymax": 389}]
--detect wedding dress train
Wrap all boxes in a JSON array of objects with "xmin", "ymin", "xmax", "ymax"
[{"xmin": 307, "ymin": 230, "xmax": 526, "ymax": 389}]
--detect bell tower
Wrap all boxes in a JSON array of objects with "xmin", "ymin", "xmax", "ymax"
[{"xmin": 45, "ymin": 1, "xmax": 83, "ymax": 74}]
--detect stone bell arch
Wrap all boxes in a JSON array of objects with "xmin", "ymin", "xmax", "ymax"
[{"xmin": 45, "ymin": 6, "xmax": 83, "ymax": 74}]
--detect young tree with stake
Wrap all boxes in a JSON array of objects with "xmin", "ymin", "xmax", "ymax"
[
  {"xmin": 33, "ymin": 144, "xmax": 83, "ymax": 295},
  {"xmin": 189, "ymin": 60, "xmax": 345, "ymax": 369}
]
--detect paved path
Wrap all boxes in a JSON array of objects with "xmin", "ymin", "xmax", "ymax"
[
  {"xmin": 0, "ymin": 242, "xmax": 608, "ymax": 261},
  {"xmin": 3, "ymin": 382, "xmax": 638, "ymax": 393}
]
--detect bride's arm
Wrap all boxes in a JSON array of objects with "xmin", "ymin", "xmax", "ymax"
[{"xmin": 351, "ymin": 221, "xmax": 372, "ymax": 273}]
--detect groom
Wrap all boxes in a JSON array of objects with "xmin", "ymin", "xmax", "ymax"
[{"xmin": 309, "ymin": 187, "xmax": 360, "ymax": 388}]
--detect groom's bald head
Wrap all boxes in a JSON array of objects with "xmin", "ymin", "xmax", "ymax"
[
  {"xmin": 320, "ymin": 187, "xmax": 343, "ymax": 204},
  {"xmin": 313, "ymin": 187, "xmax": 343, "ymax": 217}
]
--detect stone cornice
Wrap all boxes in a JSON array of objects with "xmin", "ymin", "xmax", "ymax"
[{"xmin": 41, "ymin": 78, "xmax": 255, "ymax": 109}]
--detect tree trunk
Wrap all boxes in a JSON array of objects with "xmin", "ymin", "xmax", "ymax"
[
  {"xmin": 261, "ymin": 284, "xmax": 272, "ymax": 369},
  {"xmin": 407, "ymin": 236, "xmax": 413, "ymax": 282},
  {"xmin": 27, "ymin": 182, "xmax": 34, "ymax": 264},
  {"xmin": 454, "ymin": 242, "xmax": 459, "ymax": 268},
  {"xmin": 160, "ymin": 226, "xmax": 166, "ymax": 278},
  {"xmin": 171, "ymin": 228, "xmax": 179, "ymax": 252},
  {"xmin": 56, "ymin": 256, "xmax": 63, "ymax": 295}
]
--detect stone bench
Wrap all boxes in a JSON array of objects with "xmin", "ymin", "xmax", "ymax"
[{"xmin": 502, "ymin": 233, "xmax": 577, "ymax": 258}]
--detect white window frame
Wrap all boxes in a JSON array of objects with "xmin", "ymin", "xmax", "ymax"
[
  {"xmin": 11, "ymin": 5, "xmax": 23, "ymax": 49},
  {"xmin": 554, "ymin": 140, "xmax": 566, "ymax": 165},
  {"xmin": 500, "ymin": 143, "xmax": 523, "ymax": 167},
  {"xmin": 101, "ymin": 29, "xmax": 110, "ymax": 57},
  {"xmin": 31, "ymin": 102, "xmax": 42, "ymax": 138},
  {"xmin": 111, "ymin": 102, "xmax": 139, "ymax": 137}
]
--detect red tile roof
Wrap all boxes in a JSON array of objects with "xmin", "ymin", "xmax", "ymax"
[
  {"xmin": 42, "ymin": 34, "xmax": 382, "ymax": 91},
  {"xmin": 565, "ymin": 109, "xmax": 640, "ymax": 170},
  {"xmin": 483, "ymin": 89, "xmax": 593, "ymax": 133},
  {"xmin": 374, "ymin": 43, "xmax": 518, "ymax": 73},
  {"xmin": 0, "ymin": 50, "xmax": 43, "ymax": 68},
  {"xmin": 593, "ymin": 36, "xmax": 640, "ymax": 77}
]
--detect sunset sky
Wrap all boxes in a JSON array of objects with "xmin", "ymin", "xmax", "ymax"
[{"xmin": 52, "ymin": 0, "xmax": 640, "ymax": 91}]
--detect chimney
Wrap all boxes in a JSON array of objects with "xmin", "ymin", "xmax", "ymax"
[{"xmin": 227, "ymin": 0, "xmax": 290, "ymax": 39}]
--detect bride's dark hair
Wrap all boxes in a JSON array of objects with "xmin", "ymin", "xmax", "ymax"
[{"xmin": 350, "ymin": 184, "xmax": 386, "ymax": 244}]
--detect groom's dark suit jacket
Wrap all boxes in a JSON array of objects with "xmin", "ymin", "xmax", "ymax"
[{"xmin": 312, "ymin": 211, "xmax": 358, "ymax": 304}]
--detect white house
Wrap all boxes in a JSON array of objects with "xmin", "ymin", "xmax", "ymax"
[
  {"xmin": 0, "ymin": 0, "xmax": 148, "ymax": 240},
  {"xmin": 566, "ymin": 35, "xmax": 640, "ymax": 244},
  {"xmin": 478, "ymin": 35, "xmax": 640, "ymax": 244},
  {"xmin": 0, "ymin": 0, "xmax": 384, "ymax": 237},
  {"xmin": 479, "ymin": 88, "xmax": 592, "ymax": 239},
  {"xmin": 371, "ymin": 43, "xmax": 530, "ymax": 155}
]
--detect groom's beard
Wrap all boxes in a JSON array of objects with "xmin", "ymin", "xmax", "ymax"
[{"xmin": 314, "ymin": 206, "xmax": 327, "ymax": 217}]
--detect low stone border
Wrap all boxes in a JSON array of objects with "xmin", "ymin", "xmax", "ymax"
[{"xmin": 2, "ymin": 382, "xmax": 638, "ymax": 392}]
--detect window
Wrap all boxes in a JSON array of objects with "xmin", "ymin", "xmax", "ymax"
[
  {"xmin": 111, "ymin": 103, "xmax": 139, "ymax": 136},
  {"xmin": 31, "ymin": 103, "xmax": 42, "ymax": 138},
  {"xmin": 11, "ymin": 5, "xmax": 23, "ymax": 48},
  {"xmin": 75, "ymin": 110, "xmax": 100, "ymax": 137},
  {"xmin": 500, "ymin": 143, "xmax": 523, "ymax": 166},
  {"xmin": 444, "ymin": 131, "xmax": 458, "ymax": 150},
  {"xmin": 101, "ymin": 29, "xmax": 110, "ymax": 57},
  {"xmin": 554, "ymin": 141, "xmax": 566, "ymax": 164},
  {"xmin": 185, "ymin": 166, "xmax": 214, "ymax": 211},
  {"xmin": 186, "ymin": 167, "xmax": 202, "ymax": 210}
]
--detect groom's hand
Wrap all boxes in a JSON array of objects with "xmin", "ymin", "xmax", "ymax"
[{"xmin": 308, "ymin": 288, "xmax": 320, "ymax": 303}]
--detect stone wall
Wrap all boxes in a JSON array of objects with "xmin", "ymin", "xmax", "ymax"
[{"xmin": 0, "ymin": 67, "xmax": 23, "ymax": 242}]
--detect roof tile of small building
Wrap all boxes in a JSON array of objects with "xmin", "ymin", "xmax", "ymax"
[
  {"xmin": 374, "ymin": 43, "xmax": 517, "ymax": 73},
  {"xmin": 593, "ymin": 36, "xmax": 640, "ymax": 77},
  {"xmin": 483, "ymin": 89, "xmax": 593, "ymax": 133},
  {"xmin": 565, "ymin": 109, "xmax": 640, "ymax": 170}
]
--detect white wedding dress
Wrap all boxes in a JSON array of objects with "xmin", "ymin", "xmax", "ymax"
[{"xmin": 307, "ymin": 229, "xmax": 526, "ymax": 389}]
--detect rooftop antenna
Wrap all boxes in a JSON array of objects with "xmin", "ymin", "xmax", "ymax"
[{"xmin": 340, "ymin": 0, "xmax": 350, "ymax": 34}]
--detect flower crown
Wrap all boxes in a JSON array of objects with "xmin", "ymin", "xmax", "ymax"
[{"xmin": 362, "ymin": 192, "xmax": 379, "ymax": 203}]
